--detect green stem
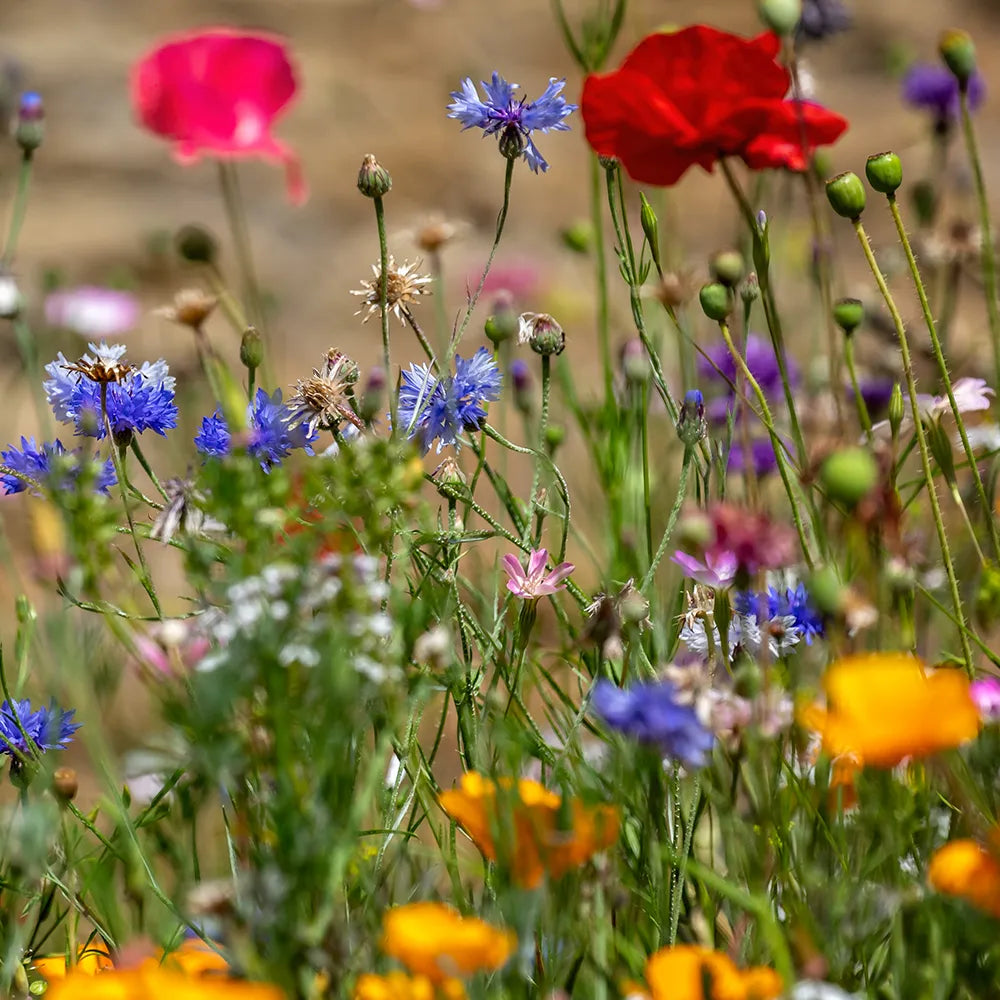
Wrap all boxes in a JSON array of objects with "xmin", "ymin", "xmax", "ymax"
[
  {"xmin": 640, "ymin": 381, "xmax": 653, "ymax": 574},
  {"xmin": 526, "ymin": 355, "xmax": 551, "ymax": 546},
  {"xmin": 958, "ymin": 88, "xmax": 1000, "ymax": 391},
  {"xmin": 642, "ymin": 446, "xmax": 693, "ymax": 592},
  {"xmin": 3, "ymin": 152, "xmax": 34, "ymax": 266},
  {"xmin": 887, "ymin": 193, "xmax": 1000, "ymax": 563},
  {"xmin": 852, "ymin": 218, "xmax": 973, "ymax": 671},
  {"xmin": 843, "ymin": 334, "xmax": 873, "ymax": 442},
  {"xmin": 129, "ymin": 439, "xmax": 169, "ymax": 503},
  {"xmin": 373, "ymin": 193, "xmax": 397, "ymax": 436},
  {"xmin": 217, "ymin": 162, "xmax": 264, "ymax": 330},
  {"xmin": 591, "ymin": 154, "xmax": 614, "ymax": 404}
]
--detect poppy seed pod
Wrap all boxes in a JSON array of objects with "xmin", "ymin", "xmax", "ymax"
[
  {"xmin": 939, "ymin": 29, "xmax": 977, "ymax": 88},
  {"xmin": 825, "ymin": 171, "xmax": 866, "ymax": 220},
  {"xmin": 865, "ymin": 152, "xmax": 903, "ymax": 196},
  {"xmin": 758, "ymin": 0, "xmax": 802, "ymax": 36},
  {"xmin": 819, "ymin": 447, "xmax": 878, "ymax": 507},
  {"xmin": 699, "ymin": 282, "xmax": 731, "ymax": 323},
  {"xmin": 710, "ymin": 250, "xmax": 746, "ymax": 288},
  {"xmin": 832, "ymin": 298, "xmax": 864, "ymax": 336}
]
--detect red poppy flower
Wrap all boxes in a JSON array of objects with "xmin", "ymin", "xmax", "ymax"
[
  {"xmin": 131, "ymin": 28, "xmax": 306, "ymax": 204},
  {"xmin": 581, "ymin": 25, "xmax": 847, "ymax": 185}
]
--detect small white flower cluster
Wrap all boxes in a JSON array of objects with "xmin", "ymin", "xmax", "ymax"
[{"xmin": 199, "ymin": 554, "xmax": 399, "ymax": 683}]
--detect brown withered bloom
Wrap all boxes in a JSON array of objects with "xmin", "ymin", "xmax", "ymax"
[
  {"xmin": 62, "ymin": 342, "xmax": 134, "ymax": 384},
  {"xmin": 287, "ymin": 350, "xmax": 364, "ymax": 437},
  {"xmin": 156, "ymin": 288, "xmax": 218, "ymax": 331},
  {"xmin": 351, "ymin": 255, "xmax": 431, "ymax": 324},
  {"xmin": 585, "ymin": 579, "xmax": 650, "ymax": 660}
]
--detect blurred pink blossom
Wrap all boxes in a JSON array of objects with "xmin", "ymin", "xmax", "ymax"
[{"xmin": 45, "ymin": 286, "xmax": 140, "ymax": 339}]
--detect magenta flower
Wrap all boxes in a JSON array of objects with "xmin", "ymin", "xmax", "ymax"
[
  {"xmin": 671, "ymin": 548, "xmax": 738, "ymax": 588},
  {"xmin": 45, "ymin": 287, "xmax": 140, "ymax": 339},
  {"xmin": 971, "ymin": 677, "xmax": 1000, "ymax": 722},
  {"xmin": 502, "ymin": 547, "xmax": 574, "ymax": 599}
]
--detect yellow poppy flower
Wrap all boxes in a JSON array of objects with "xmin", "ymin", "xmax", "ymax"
[
  {"xmin": 353, "ymin": 971, "xmax": 465, "ymax": 1000},
  {"xmin": 928, "ymin": 838, "xmax": 1000, "ymax": 918},
  {"xmin": 644, "ymin": 945, "xmax": 782, "ymax": 1000},
  {"xmin": 381, "ymin": 902, "xmax": 514, "ymax": 984},
  {"xmin": 45, "ymin": 966, "xmax": 284, "ymax": 1000},
  {"xmin": 438, "ymin": 772, "xmax": 619, "ymax": 889},
  {"xmin": 32, "ymin": 940, "xmax": 114, "ymax": 979},
  {"xmin": 800, "ymin": 653, "xmax": 979, "ymax": 768}
]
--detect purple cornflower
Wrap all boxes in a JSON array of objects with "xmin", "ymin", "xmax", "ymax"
[
  {"xmin": 194, "ymin": 388, "xmax": 317, "ymax": 471},
  {"xmin": 848, "ymin": 376, "xmax": 895, "ymax": 417},
  {"xmin": 698, "ymin": 334, "xmax": 798, "ymax": 423},
  {"xmin": 43, "ymin": 342, "xmax": 177, "ymax": 440},
  {"xmin": 0, "ymin": 698, "xmax": 79, "ymax": 756},
  {"xmin": 398, "ymin": 347, "xmax": 502, "ymax": 453},
  {"xmin": 725, "ymin": 437, "xmax": 781, "ymax": 477},
  {"xmin": 902, "ymin": 64, "xmax": 985, "ymax": 123},
  {"xmin": 0, "ymin": 437, "xmax": 115, "ymax": 496},
  {"xmin": 797, "ymin": 0, "xmax": 851, "ymax": 42},
  {"xmin": 447, "ymin": 72, "xmax": 577, "ymax": 173},
  {"xmin": 971, "ymin": 677, "xmax": 1000, "ymax": 722},
  {"xmin": 44, "ymin": 286, "xmax": 140, "ymax": 340},
  {"xmin": 591, "ymin": 679, "xmax": 715, "ymax": 768},
  {"xmin": 502, "ymin": 547, "xmax": 574, "ymax": 599}
]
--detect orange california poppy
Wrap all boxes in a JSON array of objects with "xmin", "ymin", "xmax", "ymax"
[
  {"xmin": 800, "ymin": 652, "xmax": 979, "ymax": 768},
  {"xmin": 928, "ymin": 838, "xmax": 1000, "ymax": 918},
  {"xmin": 644, "ymin": 945, "xmax": 782, "ymax": 1000},
  {"xmin": 353, "ymin": 971, "xmax": 466, "ymax": 1000},
  {"xmin": 158, "ymin": 938, "xmax": 230, "ymax": 976},
  {"xmin": 32, "ymin": 940, "xmax": 114, "ymax": 979},
  {"xmin": 380, "ymin": 902, "xmax": 515, "ymax": 985},
  {"xmin": 45, "ymin": 965, "xmax": 284, "ymax": 1000},
  {"xmin": 438, "ymin": 772, "xmax": 619, "ymax": 889}
]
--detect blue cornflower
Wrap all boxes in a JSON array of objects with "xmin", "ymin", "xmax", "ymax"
[
  {"xmin": 43, "ymin": 342, "xmax": 178, "ymax": 440},
  {"xmin": 0, "ymin": 437, "xmax": 116, "ymax": 496},
  {"xmin": 398, "ymin": 347, "xmax": 502, "ymax": 453},
  {"xmin": 733, "ymin": 583, "xmax": 825, "ymax": 646},
  {"xmin": 194, "ymin": 388, "xmax": 318, "ymax": 471},
  {"xmin": 902, "ymin": 64, "xmax": 985, "ymax": 123},
  {"xmin": 0, "ymin": 698, "xmax": 79, "ymax": 756},
  {"xmin": 797, "ymin": 0, "xmax": 852, "ymax": 42},
  {"xmin": 591, "ymin": 679, "xmax": 715, "ymax": 768},
  {"xmin": 448, "ymin": 72, "xmax": 577, "ymax": 173}
]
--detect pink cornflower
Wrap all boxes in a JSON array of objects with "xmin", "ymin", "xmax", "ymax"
[
  {"xmin": 502, "ymin": 547, "xmax": 574, "ymax": 599},
  {"xmin": 971, "ymin": 677, "xmax": 1000, "ymax": 722},
  {"xmin": 131, "ymin": 28, "xmax": 306, "ymax": 204},
  {"xmin": 44, "ymin": 287, "xmax": 140, "ymax": 339},
  {"xmin": 671, "ymin": 548, "xmax": 738, "ymax": 588}
]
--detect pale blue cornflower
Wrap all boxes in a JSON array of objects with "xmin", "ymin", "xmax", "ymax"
[
  {"xmin": 447, "ymin": 72, "xmax": 577, "ymax": 173},
  {"xmin": 0, "ymin": 698, "xmax": 79, "ymax": 757},
  {"xmin": 0, "ymin": 437, "xmax": 116, "ymax": 496}
]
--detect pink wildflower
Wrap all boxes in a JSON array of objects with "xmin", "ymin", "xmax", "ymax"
[
  {"xmin": 671, "ymin": 548, "xmax": 738, "ymax": 588},
  {"xmin": 502, "ymin": 548, "xmax": 574, "ymax": 600},
  {"xmin": 45, "ymin": 287, "xmax": 140, "ymax": 339},
  {"xmin": 971, "ymin": 677, "xmax": 1000, "ymax": 722}
]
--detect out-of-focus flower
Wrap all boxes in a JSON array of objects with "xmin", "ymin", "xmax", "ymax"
[
  {"xmin": 397, "ymin": 348, "xmax": 501, "ymax": 454},
  {"xmin": 916, "ymin": 377, "xmax": 994, "ymax": 420},
  {"xmin": 725, "ymin": 437, "xmax": 784, "ymax": 477},
  {"xmin": 847, "ymin": 376, "xmax": 895, "ymax": 417},
  {"xmin": 971, "ymin": 676, "xmax": 1000, "ymax": 722},
  {"xmin": 643, "ymin": 944, "xmax": 783, "ymax": 1000},
  {"xmin": 0, "ymin": 698, "xmax": 79, "ymax": 757},
  {"xmin": 32, "ymin": 941, "xmax": 114, "ymax": 980},
  {"xmin": 699, "ymin": 333, "xmax": 798, "ymax": 414},
  {"xmin": 671, "ymin": 549, "xmax": 738, "ymax": 588},
  {"xmin": 351, "ymin": 256, "xmax": 432, "ymax": 325},
  {"xmin": 131, "ymin": 28, "xmax": 306, "ymax": 203},
  {"xmin": 800, "ymin": 652, "xmax": 980, "ymax": 768},
  {"xmin": 736, "ymin": 584, "xmax": 825, "ymax": 644},
  {"xmin": 380, "ymin": 902, "xmax": 515, "ymax": 984},
  {"xmin": 439, "ymin": 772, "xmax": 619, "ymax": 888},
  {"xmin": 195, "ymin": 387, "xmax": 317, "ymax": 470},
  {"xmin": 591, "ymin": 679, "xmax": 715, "ymax": 767},
  {"xmin": 287, "ymin": 350, "xmax": 363, "ymax": 438},
  {"xmin": 502, "ymin": 547, "xmax": 573, "ymax": 599},
  {"xmin": 582, "ymin": 26, "xmax": 847, "ymax": 185},
  {"xmin": 44, "ymin": 287, "xmax": 140, "ymax": 339},
  {"xmin": 46, "ymin": 965, "xmax": 283, "ymax": 999},
  {"xmin": 797, "ymin": 0, "xmax": 852, "ymax": 42},
  {"xmin": 132, "ymin": 619, "xmax": 212, "ymax": 679},
  {"xmin": 44, "ymin": 342, "xmax": 178, "ymax": 440},
  {"xmin": 448, "ymin": 72, "xmax": 577, "ymax": 173},
  {"xmin": 928, "ymin": 838, "xmax": 1000, "ymax": 918},
  {"xmin": 354, "ymin": 971, "xmax": 462, "ymax": 1000},
  {"xmin": 902, "ymin": 63, "xmax": 985, "ymax": 124},
  {"xmin": 156, "ymin": 288, "xmax": 218, "ymax": 332},
  {"xmin": 0, "ymin": 437, "xmax": 115, "ymax": 496},
  {"xmin": 149, "ymin": 478, "xmax": 225, "ymax": 542}
]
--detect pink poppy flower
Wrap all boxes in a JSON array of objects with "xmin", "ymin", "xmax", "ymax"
[
  {"xmin": 131, "ymin": 28, "xmax": 306, "ymax": 204},
  {"xmin": 502, "ymin": 547, "xmax": 574, "ymax": 600}
]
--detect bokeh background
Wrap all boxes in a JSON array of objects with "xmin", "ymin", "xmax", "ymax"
[{"xmin": 0, "ymin": 0, "xmax": 998, "ymax": 786}]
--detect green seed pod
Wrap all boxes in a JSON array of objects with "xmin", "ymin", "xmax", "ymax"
[
  {"xmin": 561, "ymin": 220, "xmax": 594, "ymax": 255},
  {"xmin": 819, "ymin": 447, "xmax": 878, "ymax": 507},
  {"xmin": 826, "ymin": 172, "xmax": 867, "ymax": 220},
  {"xmin": 758, "ymin": 0, "xmax": 802, "ymax": 36},
  {"xmin": 939, "ymin": 29, "xmax": 977, "ymax": 87},
  {"xmin": 710, "ymin": 249, "xmax": 746, "ymax": 288},
  {"xmin": 832, "ymin": 298, "xmax": 865, "ymax": 336},
  {"xmin": 699, "ymin": 282, "xmax": 731, "ymax": 323},
  {"xmin": 865, "ymin": 152, "xmax": 903, "ymax": 196}
]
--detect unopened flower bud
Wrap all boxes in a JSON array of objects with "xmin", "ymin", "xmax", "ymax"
[
  {"xmin": 826, "ymin": 172, "xmax": 866, "ymax": 220},
  {"xmin": 359, "ymin": 366, "xmax": 386, "ymax": 423},
  {"xmin": 15, "ymin": 91, "xmax": 43, "ymax": 154},
  {"xmin": 699, "ymin": 282, "xmax": 731, "ymax": 322},
  {"xmin": 544, "ymin": 425, "xmax": 565, "ymax": 454},
  {"xmin": 621, "ymin": 338, "xmax": 650, "ymax": 385},
  {"xmin": 240, "ymin": 326, "xmax": 264, "ymax": 370},
  {"xmin": 175, "ymin": 224, "xmax": 218, "ymax": 264},
  {"xmin": 939, "ymin": 29, "xmax": 977, "ymax": 88},
  {"xmin": 561, "ymin": 220, "xmax": 594, "ymax": 255},
  {"xmin": 52, "ymin": 766, "xmax": 78, "ymax": 803},
  {"xmin": 739, "ymin": 272, "xmax": 760, "ymax": 304},
  {"xmin": 510, "ymin": 359, "xmax": 533, "ymax": 415},
  {"xmin": 518, "ymin": 312, "xmax": 565, "ymax": 356},
  {"xmin": 357, "ymin": 153, "xmax": 392, "ymax": 198},
  {"xmin": 710, "ymin": 250, "xmax": 745, "ymax": 288},
  {"xmin": 677, "ymin": 389, "xmax": 707, "ymax": 447},
  {"xmin": 758, "ymin": 0, "xmax": 802, "ymax": 36},
  {"xmin": 498, "ymin": 124, "xmax": 526, "ymax": 161},
  {"xmin": 819, "ymin": 447, "xmax": 878, "ymax": 507},
  {"xmin": 432, "ymin": 456, "xmax": 467, "ymax": 500},
  {"xmin": 485, "ymin": 291, "xmax": 518, "ymax": 347},
  {"xmin": 0, "ymin": 271, "xmax": 21, "ymax": 319},
  {"xmin": 888, "ymin": 383, "xmax": 905, "ymax": 436},
  {"xmin": 865, "ymin": 151, "xmax": 903, "ymax": 196},
  {"xmin": 832, "ymin": 298, "xmax": 864, "ymax": 336},
  {"xmin": 640, "ymin": 193, "xmax": 660, "ymax": 272}
]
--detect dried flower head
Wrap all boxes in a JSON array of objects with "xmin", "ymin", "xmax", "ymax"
[
  {"xmin": 351, "ymin": 256, "xmax": 431, "ymax": 324},
  {"xmin": 287, "ymin": 350, "xmax": 363, "ymax": 437},
  {"xmin": 61, "ymin": 341, "xmax": 135, "ymax": 385},
  {"xmin": 156, "ymin": 288, "xmax": 218, "ymax": 331}
]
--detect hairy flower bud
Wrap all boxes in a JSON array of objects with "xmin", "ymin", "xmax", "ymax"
[
  {"xmin": 865, "ymin": 151, "xmax": 903, "ymax": 196},
  {"xmin": 621, "ymin": 338, "xmax": 650, "ymax": 385},
  {"xmin": 826, "ymin": 171, "xmax": 866, "ymax": 220},
  {"xmin": 484, "ymin": 291, "xmax": 518, "ymax": 347},
  {"xmin": 357, "ymin": 153, "xmax": 392, "ymax": 198},
  {"xmin": 52, "ymin": 766, "xmax": 78, "ymax": 803}
]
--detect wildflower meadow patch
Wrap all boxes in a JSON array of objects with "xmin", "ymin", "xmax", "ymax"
[{"xmin": 4, "ymin": 2, "xmax": 1000, "ymax": 999}]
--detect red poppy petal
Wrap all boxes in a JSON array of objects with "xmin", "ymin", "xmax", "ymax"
[{"xmin": 739, "ymin": 100, "xmax": 848, "ymax": 171}]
